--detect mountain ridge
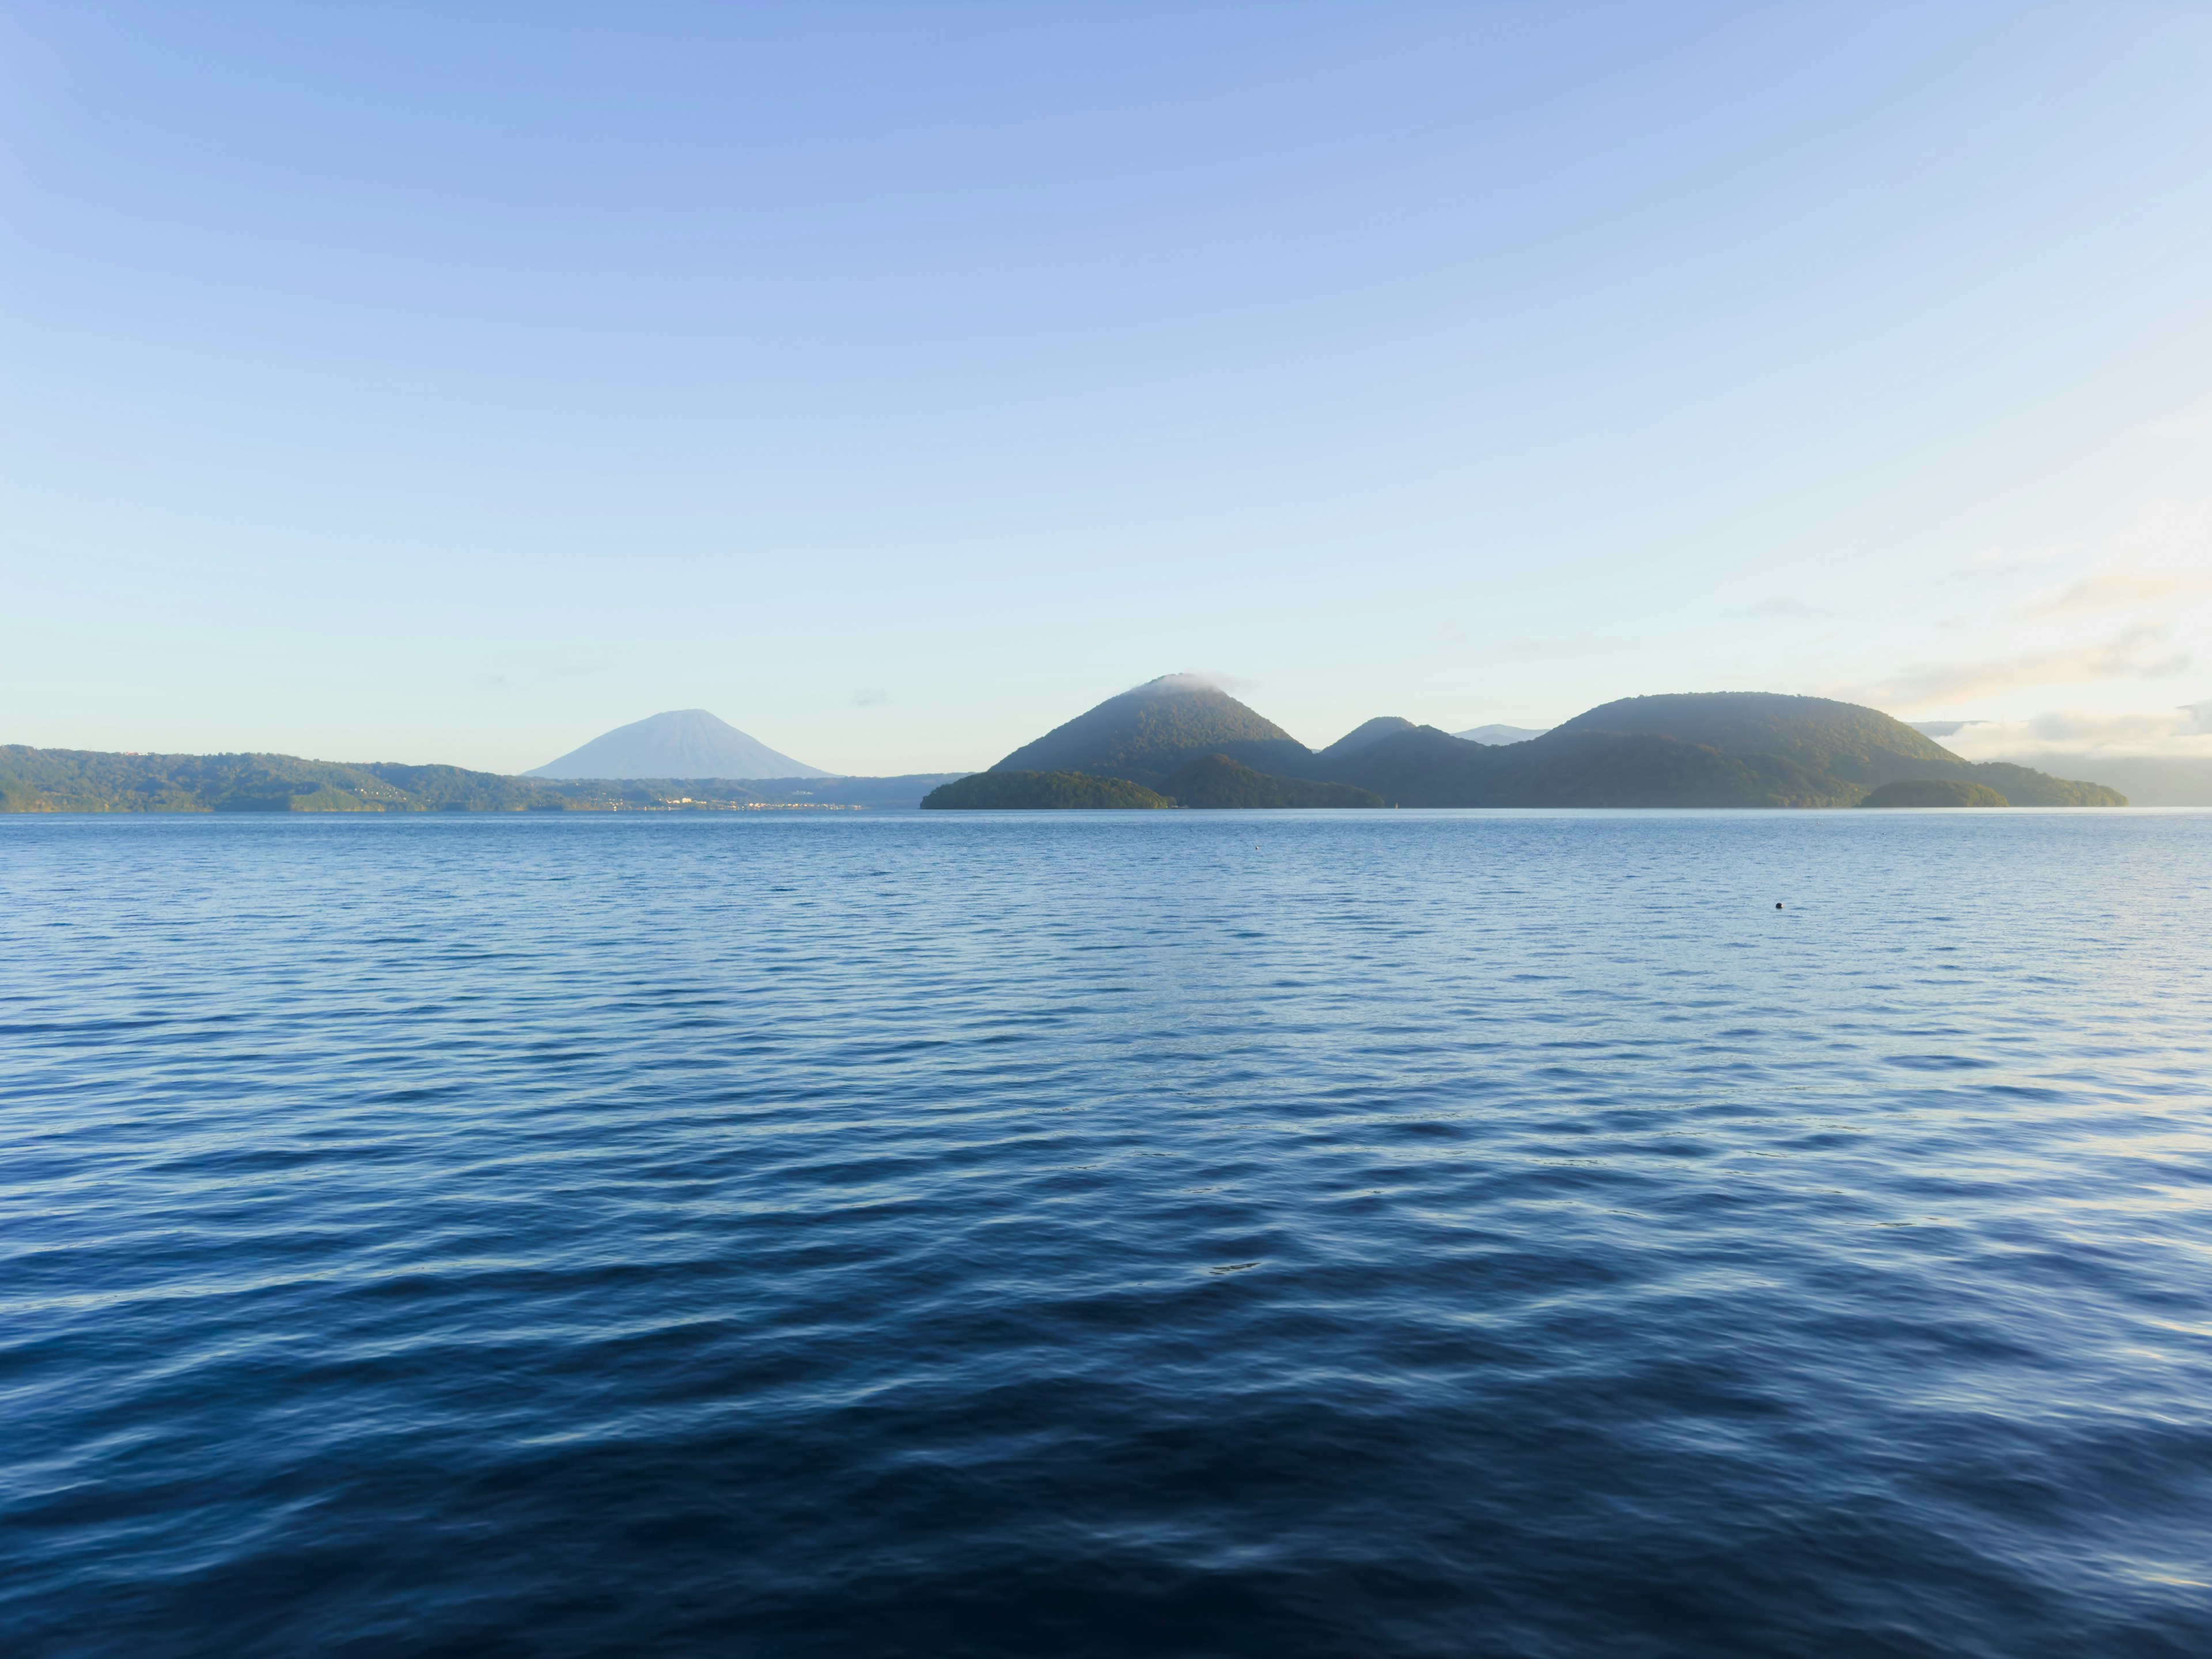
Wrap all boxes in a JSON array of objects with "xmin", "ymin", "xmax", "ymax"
[
  {"xmin": 3, "ymin": 688, "xmax": 2131, "ymax": 813},
  {"xmin": 984, "ymin": 682, "xmax": 2126, "ymax": 808}
]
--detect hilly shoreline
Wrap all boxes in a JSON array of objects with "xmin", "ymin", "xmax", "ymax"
[
  {"xmin": 0, "ymin": 748, "xmax": 961, "ymax": 814},
  {"xmin": 5, "ymin": 682, "xmax": 2130, "ymax": 813},
  {"xmin": 927, "ymin": 680, "xmax": 2127, "ymax": 810}
]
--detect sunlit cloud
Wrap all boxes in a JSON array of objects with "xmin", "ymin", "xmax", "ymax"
[
  {"xmin": 2015, "ymin": 567, "xmax": 2212, "ymax": 620},
  {"xmin": 1844, "ymin": 622, "xmax": 2192, "ymax": 710},
  {"xmin": 1927, "ymin": 702, "xmax": 2212, "ymax": 762}
]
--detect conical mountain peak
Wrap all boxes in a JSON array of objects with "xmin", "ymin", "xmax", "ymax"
[
  {"xmin": 994, "ymin": 677, "xmax": 1309, "ymax": 786},
  {"xmin": 527, "ymin": 709, "xmax": 829, "ymax": 780}
]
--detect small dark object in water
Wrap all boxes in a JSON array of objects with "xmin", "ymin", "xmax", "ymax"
[{"xmin": 1775, "ymin": 902, "xmax": 1783, "ymax": 909}]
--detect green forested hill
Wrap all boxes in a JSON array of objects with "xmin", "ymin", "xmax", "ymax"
[
  {"xmin": 1160, "ymin": 753, "xmax": 1383, "ymax": 808},
  {"xmin": 987, "ymin": 681, "xmax": 2125, "ymax": 808},
  {"xmin": 1324, "ymin": 728, "xmax": 1864, "ymax": 807},
  {"xmin": 993, "ymin": 677, "xmax": 1313, "ymax": 785},
  {"xmin": 0, "ymin": 748, "xmax": 970, "ymax": 813},
  {"xmin": 0, "ymin": 747, "xmax": 565, "ymax": 812},
  {"xmin": 1954, "ymin": 762, "xmax": 2120, "ymax": 807},
  {"xmin": 921, "ymin": 770, "xmax": 1173, "ymax": 809},
  {"xmin": 1545, "ymin": 692, "xmax": 2123, "ymax": 804},
  {"xmin": 1552, "ymin": 692, "xmax": 1955, "ymax": 783},
  {"xmin": 1318, "ymin": 719, "xmax": 2125, "ymax": 808},
  {"xmin": 1859, "ymin": 779, "xmax": 2010, "ymax": 808},
  {"xmin": 1315, "ymin": 717, "xmax": 1418, "ymax": 763}
]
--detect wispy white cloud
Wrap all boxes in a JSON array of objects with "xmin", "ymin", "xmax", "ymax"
[
  {"xmin": 1844, "ymin": 622, "xmax": 2192, "ymax": 710},
  {"xmin": 2015, "ymin": 567, "xmax": 2212, "ymax": 620},
  {"xmin": 1963, "ymin": 492, "xmax": 2212, "ymax": 604},
  {"xmin": 1932, "ymin": 702, "xmax": 2212, "ymax": 762},
  {"xmin": 2145, "ymin": 404, "xmax": 2212, "ymax": 441},
  {"xmin": 1138, "ymin": 671, "xmax": 1260, "ymax": 695},
  {"xmin": 1967, "ymin": 542, "xmax": 2071, "ymax": 575}
]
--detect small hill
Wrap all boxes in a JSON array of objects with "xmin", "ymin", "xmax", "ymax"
[
  {"xmin": 1161, "ymin": 754, "xmax": 1385, "ymax": 808},
  {"xmin": 994, "ymin": 676, "xmax": 1313, "ymax": 786},
  {"xmin": 1317, "ymin": 717, "xmax": 1418, "ymax": 763},
  {"xmin": 1859, "ymin": 779, "xmax": 2009, "ymax": 808},
  {"xmin": 1455, "ymin": 724, "xmax": 1549, "ymax": 745},
  {"xmin": 1953, "ymin": 763, "xmax": 2122, "ymax": 807},
  {"xmin": 921, "ymin": 770, "xmax": 1173, "ymax": 809},
  {"xmin": 528, "ymin": 710, "xmax": 828, "ymax": 779}
]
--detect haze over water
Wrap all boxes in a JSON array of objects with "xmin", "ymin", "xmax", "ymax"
[{"xmin": 4, "ymin": 811, "xmax": 2209, "ymax": 1656}]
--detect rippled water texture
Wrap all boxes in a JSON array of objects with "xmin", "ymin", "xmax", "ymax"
[{"xmin": 3, "ymin": 812, "xmax": 2210, "ymax": 1657}]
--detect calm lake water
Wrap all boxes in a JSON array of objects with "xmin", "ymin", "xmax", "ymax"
[{"xmin": 3, "ymin": 810, "xmax": 2209, "ymax": 1657}]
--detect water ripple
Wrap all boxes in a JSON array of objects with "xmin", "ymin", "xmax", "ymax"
[{"xmin": 2, "ymin": 810, "xmax": 2209, "ymax": 1656}]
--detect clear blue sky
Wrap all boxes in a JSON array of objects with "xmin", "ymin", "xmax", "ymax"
[{"xmin": 5, "ymin": 3, "xmax": 2210, "ymax": 774}]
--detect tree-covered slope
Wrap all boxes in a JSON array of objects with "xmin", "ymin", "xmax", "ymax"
[
  {"xmin": 1859, "ymin": 779, "xmax": 2009, "ymax": 808},
  {"xmin": 1553, "ymin": 692, "xmax": 1956, "ymax": 784},
  {"xmin": 1547, "ymin": 691, "xmax": 2122, "ymax": 801},
  {"xmin": 0, "ymin": 748, "xmax": 971, "ymax": 813},
  {"xmin": 993, "ymin": 676, "xmax": 1313, "ymax": 786},
  {"xmin": 0, "ymin": 747, "xmax": 570, "ymax": 812},
  {"xmin": 1954, "ymin": 763, "xmax": 2122, "ymax": 807},
  {"xmin": 0, "ymin": 748, "xmax": 609, "ymax": 812},
  {"xmin": 1315, "ymin": 717, "xmax": 1417, "ymax": 764},
  {"xmin": 1972, "ymin": 753, "xmax": 2211, "ymax": 806},
  {"xmin": 1495, "ymin": 694, "xmax": 2115, "ymax": 805},
  {"xmin": 1160, "ymin": 754, "xmax": 1384, "ymax": 808},
  {"xmin": 921, "ymin": 770, "xmax": 1173, "ymax": 809},
  {"xmin": 1323, "ymin": 727, "xmax": 1862, "ymax": 807}
]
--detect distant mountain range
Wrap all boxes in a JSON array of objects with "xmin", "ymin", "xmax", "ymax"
[
  {"xmin": 3, "ymin": 683, "xmax": 2143, "ymax": 814},
  {"xmin": 528, "ymin": 709, "xmax": 828, "ymax": 779},
  {"xmin": 923, "ymin": 678, "xmax": 2126, "ymax": 809}
]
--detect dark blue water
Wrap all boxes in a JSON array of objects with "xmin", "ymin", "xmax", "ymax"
[{"xmin": 3, "ymin": 811, "xmax": 2209, "ymax": 1657}]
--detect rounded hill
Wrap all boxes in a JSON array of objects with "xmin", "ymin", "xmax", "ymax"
[
  {"xmin": 1552, "ymin": 692, "xmax": 1953, "ymax": 784},
  {"xmin": 993, "ymin": 676, "xmax": 1313, "ymax": 786}
]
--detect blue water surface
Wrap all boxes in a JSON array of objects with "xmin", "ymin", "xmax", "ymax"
[{"xmin": 2, "ymin": 810, "xmax": 2208, "ymax": 1657}]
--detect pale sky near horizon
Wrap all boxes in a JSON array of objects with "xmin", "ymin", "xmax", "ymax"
[{"xmin": 5, "ymin": 3, "xmax": 2211, "ymax": 775}]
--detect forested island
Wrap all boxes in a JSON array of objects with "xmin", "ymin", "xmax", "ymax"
[{"xmin": 922, "ymin": 681, "xmax": 2127, "ymax": 810}]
